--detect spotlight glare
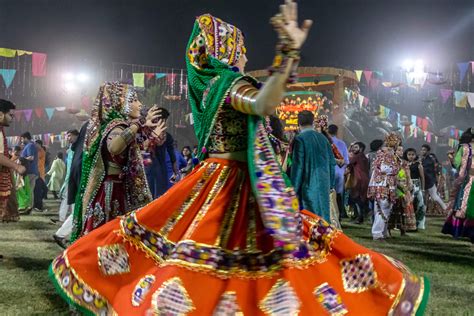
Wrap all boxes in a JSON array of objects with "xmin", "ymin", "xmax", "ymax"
[
  {"xmin": 77, "ymin": 73, "xmax": 89, "ymax": 82},
  {"xmin": 402, "ymin": 59, "xmax": 413, "ymax": 71},
  {"xmin": 414, "ymin": 59, "xmax": 425, "ymax": 73},
  {"xmin": 64, "ymin": 82, "xmax": 76, "ymax": 92},
  {"xmin": 62, "ymin": 72, "xmax": 74, "ymax": 81}
]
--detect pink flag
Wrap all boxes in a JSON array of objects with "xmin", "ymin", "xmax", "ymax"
[
  {"xmin": 363, "ymin": 71, "xmax": 372, "ymax": 84},
  {"xmin": 14, "ymin": 110, "xmax": 22, "ymax": 122},
  {"xmin": 363, "ymin": 97, "xmax": 369, "ymax": 106},
  {"xmin": 32, "ymin": 53, "xmax": 47, "ymax": 77},
  {"xmin": 440, "ymin": 89, "xmax": 452, "ymax": 104}
]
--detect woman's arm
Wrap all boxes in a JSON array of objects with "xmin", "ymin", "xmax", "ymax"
[
  {"xmin": 107, "ymin": 125, "xmax": 139, "ymax": 156},
  {"xmin": 230, "ymin": 1, "xmax": 312, "ymax": 116},
  {"xmin": 107, "ymin": 107, "xmax": 166, "ymax": 156},
  {"xmin": 418, "ymin": 163, "xmax": 425, "ymax": 191}
]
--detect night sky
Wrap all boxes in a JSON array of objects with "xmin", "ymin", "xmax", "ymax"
[{"xmin": 1, "ymin": 0, "xmax": 473, "ymax": 71}]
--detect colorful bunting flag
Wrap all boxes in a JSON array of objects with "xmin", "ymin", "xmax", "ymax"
[
  {"xmin": 466, "ymin": 92, "xmax": 474, "ymax": 108},
  {"xmin": 45, "ymin": 108, "xmax": 55, "ymax": 120},
  {"xmin": 32, "ymin": 52, "xmax": 47, "ymax": 77},
  {"xmin": 355, "ymin": 70, "xmax": 362, "ymax": 82},
  {"xmin": 23, "ymin": 109, "xmax": 33, "ymax": 122},
  {"xmin": 457, "ymin": 62, "xmax": 469, "ymax": 82},
  {"xmin": 0, "ymin": 48, "xmax": 17, "ymax": 57},
  {"xmin": 14, "ymin": 110, "xmax": 22, "ymax": 122},
  {"xmin": 133, "ymin": 73, "xmax": 145, "ymax": 87},
  {"xmin": 426, "ymin": 132, "xmax": 432, "ymax": 143},
  {"xmin": 17, "ymin": 50, "xmax": 32, "ymax": 56},
  {"xmin": 155, "ymin": 73, "xmax": 166, "ymax": 79},
  {"xmin": 34, "ymin": 108, "xmax": 43, "ymax": 118},
  {"xmin": 454, "ymin": 91, "xmax": 468, "ymax": 108},
  {"xmin": 363, "ymin": 70, "xmax": 372, "ymax": 84},
  {"xmin": 145, "ymin": 73, "xmax": 155, "ymax": 80},
  {"xmin": 0, "ymin": 69, "xmax": 16, "ymax": 88},
  {"xmin": 363, "ymin": 97, "xmax": 369, "ymax": 106}
]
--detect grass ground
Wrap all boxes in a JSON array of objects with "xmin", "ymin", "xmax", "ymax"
[{"xmin": 0, "ymin": 200, "xmax": 473, "ymax": 315}]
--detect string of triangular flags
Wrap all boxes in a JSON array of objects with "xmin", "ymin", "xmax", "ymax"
[
  {"xmin": 377, "ymin": 104, "xmax": 462, "ymax": 148},
  {"xmin": 354, "ymin": 61, "xmax": 474, "ymax": 87},
  {"xmin": 0, "ymin": 47, "xmax": 47, "ymax": 78},
  {"xmin": 132, "ymin": 72, "xmax": 187, "ymax": 91},
  {"xmin": 12, "ymin": 107, "xmax": 68, "ymax": 122},
  {"xmin": 7, "ymin": 131, "xmax": 69, "ymax": 148},
  {"xmin": 439, "ymin": 89, "xmax": 474, "ymax": 108}
]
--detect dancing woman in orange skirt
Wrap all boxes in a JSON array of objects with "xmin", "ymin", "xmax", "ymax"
[{"xmin": 50, "ymin": 1, "xmax": 429, "ymax": 314}]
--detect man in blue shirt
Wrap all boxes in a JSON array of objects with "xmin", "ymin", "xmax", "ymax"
[
  {"xmin": 328, "ymin": 124, "xmax": 349, "ymax": 218},
  {"xmin": 20, "ymin": 132, "xmax": 38, "ymax": 212}
]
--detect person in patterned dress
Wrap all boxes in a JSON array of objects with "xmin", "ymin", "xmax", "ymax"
[{"xmin": 49, "ymin": 3, "xmax": 429, "ymax": 315}]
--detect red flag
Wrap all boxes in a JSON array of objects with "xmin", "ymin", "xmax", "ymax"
[
  {"xmin": 145, "ymin": 73, "xmax": 155, "ymax": 80},
  {"xmin": 34, "ymin": 108, "xmax": 44, "ymax": 118},
  {"xmin": 421, "ymin": 118, "xmax": 429, "ymax": 131}
]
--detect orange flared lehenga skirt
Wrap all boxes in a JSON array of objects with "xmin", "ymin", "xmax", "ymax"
[{"xmin": 50, "ymin": 158, "xmax": 429, "ymax": 315}]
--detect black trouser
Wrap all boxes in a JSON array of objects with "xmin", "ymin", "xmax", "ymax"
[
  {"xmin": 351, "ymin": 197, "xmax": 366, "ymax": 222},
  {"xmin": 337, "ymin": 193, "xmax": 346, "ymax": 219},
  {"xmin": 34, "ymin": 178, "xmax": 47, "ymax": 210}
]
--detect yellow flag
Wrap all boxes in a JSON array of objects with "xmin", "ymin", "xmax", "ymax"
[
  {"xmin": 0, "ymin": 48, "xmax": 17, "ymax": 57},
  {"xmin": 16, "ymin": 50, "xmax": 32, "ymax": 56}
]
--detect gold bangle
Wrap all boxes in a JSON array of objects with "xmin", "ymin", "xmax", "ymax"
[{"xmin": 230, "ymin": 84, "xmax": 259, "ymax": 114}]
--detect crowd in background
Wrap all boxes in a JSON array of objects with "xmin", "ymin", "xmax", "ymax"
[{"xmin": 1, "ymin": 97, "xmax": 472, "ymax": 247}]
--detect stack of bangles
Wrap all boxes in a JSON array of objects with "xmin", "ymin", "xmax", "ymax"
[
  {"xmin": 120, "ymin": 118, "xmax": 155, "ymax": 145},
  {"xmin": 268, "ymin": 14, "xmax": 300, "ymax": 84},
  {"xmin": 230, "ymin": 83, "xmax": 259, "ymax": 114}
]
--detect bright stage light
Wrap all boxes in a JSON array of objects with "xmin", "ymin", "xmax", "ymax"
[
  {"xmin": 64, "ymin": 82, "xmax": 76, "ymax": 92},
  {"xmin": 77, "ymin": 73, "xmax": 89, "ymax": 82},
  {"xmin": 62, "ymin": 72, "xmax": 74, "ymax": 81},
  {"xmin": 402, "ymin": 59, "xmax": 413, "ymax": 71},
  {"xmin": 414, "ymin": 59, "xmax": 424, "ymax": 73}
]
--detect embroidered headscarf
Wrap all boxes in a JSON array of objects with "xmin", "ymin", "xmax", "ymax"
[
  {"xmin": 186, "ymin": 14, "xmax": 249, "ymax": 159},
  {"xmin": 385, "ymin": 132, "xmax": 402, "ymax": 148},
  {"xmin": 71, "ymin": 82, "xmax": 150, "ymax": 241},
  {"xmin": 85, "ymin": 82, "xmax": 138, "ymax": 151}
]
